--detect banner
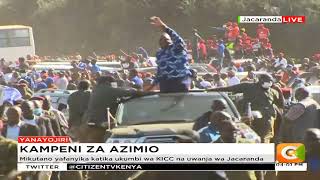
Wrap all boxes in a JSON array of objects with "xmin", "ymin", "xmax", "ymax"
[{"xmin": 17, "ymin": 137, "xmax": 307, "ymax": 171}]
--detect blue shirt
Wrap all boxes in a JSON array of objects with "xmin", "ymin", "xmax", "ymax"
[
  {"xmin": 131, "ymin": 76, "xmax": 143, "ymax": 86},
  {"xmin": 237, "ymin": 67, "xmax": 244, "ymax": 72},
  {"xmin": 36, "ymin": 82, "xmax": 47, "ymax": 90},
  {"xmin": 22, "ymin": 76, "xmax": 35, "ymax": 89},
  {"xmin": 6, "ymin": 123, "xmax": 21, "ymax": 141},
  {"xmin": 155, "ymin": 27, "xmax": 191, "ymax": 83},
  {"xmin": 218, "ymin": 43, "xmax": 225, "ymax": 57},
  {"xmin": 198, "ymin": 126, "xmax": 221, "ymax": 143},
  {"xmin": 1, "ymin": 86, "xmax": 22, "ymax": 104},
  {"xmin": 44, "ymin": 77, "xmax": 54, "ymax": 86},
  {"xmin": 91, "ymin": 64, "xmax": 101, "ymax": 73}
]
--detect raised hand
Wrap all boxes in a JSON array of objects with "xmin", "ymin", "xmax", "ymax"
[{"xmin": 150, "ymin": 16, "xmax": 167, "ymax": 30}]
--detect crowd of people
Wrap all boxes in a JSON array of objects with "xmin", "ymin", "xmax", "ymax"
[
  {"xmin": 0, "ymin": 16, "xmax": 320, "ymax": 180},
  {"xmin": 190, "ymin": 22, "xmax": 274, "ymax": 66}
]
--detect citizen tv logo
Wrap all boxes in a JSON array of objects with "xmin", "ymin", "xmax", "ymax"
[{"xmin": 276, "ymin": 143, "xmax": 305, "ymax": 163}]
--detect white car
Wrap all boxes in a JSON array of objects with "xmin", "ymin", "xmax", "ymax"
[
  {"xmin": 33, "ymin": 89, "xmax": 76, "ymax": 119},
  {"xmin": 305, "ymin": 86, "xmax": 320, "ymax": 104}
]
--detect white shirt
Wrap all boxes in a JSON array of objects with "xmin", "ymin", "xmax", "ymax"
[
  {"xmin": 55, "ymin": 77, "xmax": 69, "ymax": 90},
  {"xmin": 274, "ymin": 58, "xmax": 287, "ymax": 68},
  {"xmin": 213, "ymin": 80, "xmax": 226, "ymax": 87},
  {"xmin": 227, "ymin": 76, "xmax": 240, "ymax": 86},
  {"xmin": 6, "ymin": 122, "xmax": 21, "ymax": 141},
  {"xmin": 200, "ymin": 80, "xmax": 212, "ymax": 89}
]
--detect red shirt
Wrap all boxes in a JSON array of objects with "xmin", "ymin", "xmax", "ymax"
[
  {"xmin": 230, "ymin": 26, "xmax": 239, "ymax": 40},
  {"xmin": 235, "ymin": 42, "xmax": 243, "ymax": 51},
  {"xmin": 207, "ymin": 40, "xmax": 217, "ymax": 49},
  {"xmin": 198, "ymin": 42, "xmax": 207, "ymax": 56},
  {"xmin": 257, "ymin": 27, "xmax": 269, "ymax": 39},
  {"xmin": 244, "ymin": 43, "xmax": 253, "ymax": 53}
]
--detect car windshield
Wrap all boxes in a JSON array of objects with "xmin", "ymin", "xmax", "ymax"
[{"xmin": 117, "ymin": 94, "xmax": 236, "ymax": 126}]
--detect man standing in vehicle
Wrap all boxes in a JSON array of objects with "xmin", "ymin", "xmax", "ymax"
[{"xmin": 149, "ymin": 16, "xmax": 192, "ymax": 93}]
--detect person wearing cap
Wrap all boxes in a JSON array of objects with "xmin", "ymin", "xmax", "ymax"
[
  {"xmin": 280, "ymin": 88, "xmax": 320, "ymax": 143},
  {"xmin": 13, "ymin": 80, "xmax": 33, "ymax": 100},
  {"xmin": 208, "ymin": 73, "xmax": 284, "ymax": 143},
  {"xmin": 148, "ymin": 16, "xmax": 192, "ymax": 93}
]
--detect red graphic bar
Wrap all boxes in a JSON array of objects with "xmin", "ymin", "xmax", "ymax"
[
  {"xmin": 282, "ymin": 16, "xmax": 305, "ymax": 23},
  {"xmin": 18, "ymin": 136, "xmax": 71, "ymax": 143}
]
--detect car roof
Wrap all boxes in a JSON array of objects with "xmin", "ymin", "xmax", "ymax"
[
  {"xmin": 120, "ymin": 91, "xmax": 241, "ymax": 119},
  {"xmin": 306, "ymin": 86, "xmax": 320, "ymax": 93},
  {"xmin": 0, "ymin": 25, "xmax": 31, "ymax": 29},
  {"xmin": 125, "ymin": 91, "xmax": 225, "ymax": 99},
  {"xmin": 34, "ymin": 89, "xmax": 76, "ymax": 95}
]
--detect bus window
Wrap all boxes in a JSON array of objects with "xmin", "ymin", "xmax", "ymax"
[
  {"xmin": 8, "ymin": 29, "xmax": 31, "ymax": 47},
  {"xmin": 9, "ymin": 29, "xmax": 29, "ymax": 37},
  {"xmin": 0, "ymin": 30, "xmax": 8, "ymax": 47},
  {"xmin": 0, "ymin": 29, "xmax": 31, "ymax": 47},
  {"xmin": 0, "ymin": 39, "xmax": 8, "ymax": 47},
  {"xmin": 10, "ymin": 38, "xmax": 30, "ymax": 47},
  {"xmin": 0, "ymin": 25, "xmax": 35, "ymax": 62}
]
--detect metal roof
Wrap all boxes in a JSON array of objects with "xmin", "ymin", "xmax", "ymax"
[{"xmin": 0, "ymin": 25, "xmax": 32, "ymax": 30}]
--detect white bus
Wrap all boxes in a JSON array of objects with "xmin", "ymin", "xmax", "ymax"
[{"xmin": 0, "ymin": 25, "xmax": 35, "ymax": 62}]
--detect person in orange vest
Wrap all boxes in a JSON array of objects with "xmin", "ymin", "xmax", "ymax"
[{"xmin": 229, "ymin": 22, "xmax": 239, "ymax": 42}]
